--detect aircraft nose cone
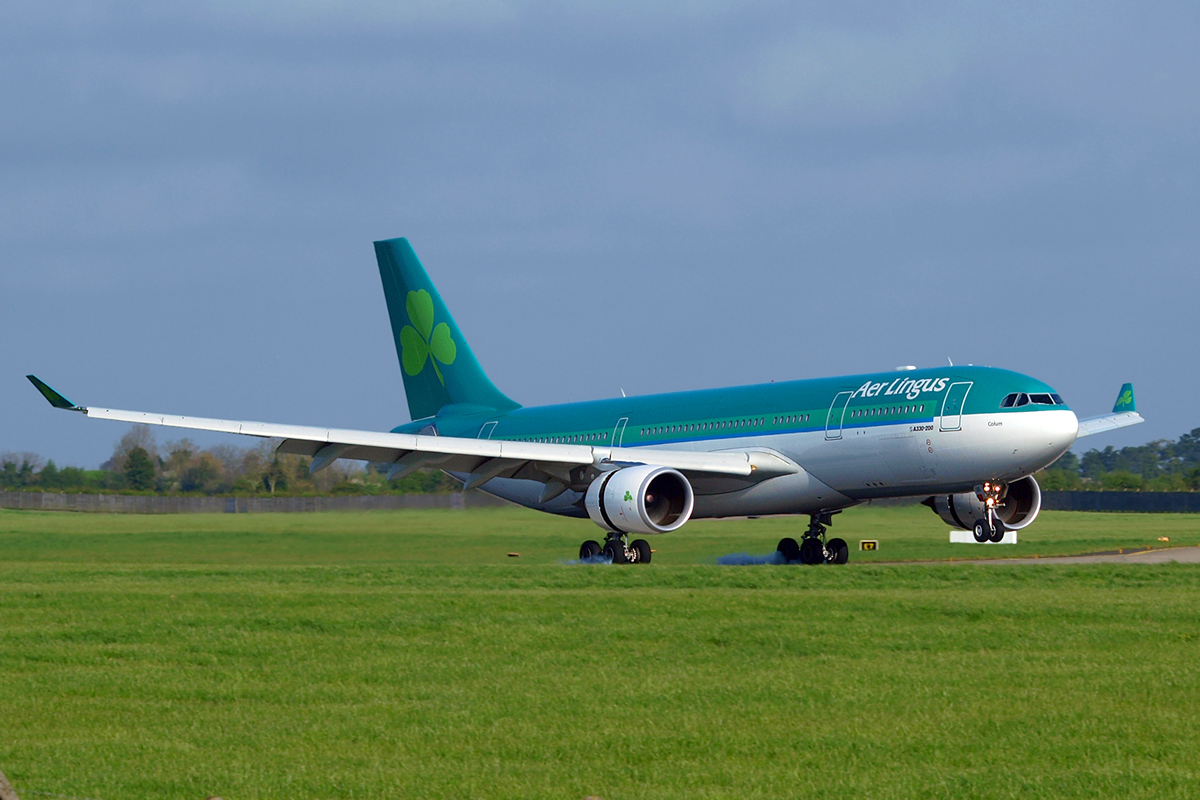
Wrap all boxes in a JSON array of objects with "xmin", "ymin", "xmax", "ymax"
[
  {"xmin": 1042, "ymin": 409, "xmax": 1079, "ymax": 460},
  {"xmin": 1062, "ymin": 409, "xmax": 1080, "ymax": 443}
]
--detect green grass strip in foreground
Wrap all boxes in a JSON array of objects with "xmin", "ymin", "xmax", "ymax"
[{"xmin": 1, "ymin": 507, "xmax": 1199, "ymax": 798}]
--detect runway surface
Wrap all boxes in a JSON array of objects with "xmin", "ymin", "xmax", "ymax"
[{"xmin": 958, "ymin": 546, "xmax": 1200, "ymax": 565}]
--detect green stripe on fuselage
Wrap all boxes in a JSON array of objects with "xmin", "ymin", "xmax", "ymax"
[{"xmin": 392, "ymin": 366, "xmax": 1064, "ymax": 446}]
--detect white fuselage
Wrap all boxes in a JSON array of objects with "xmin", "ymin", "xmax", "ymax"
[{"xmin": 479, "ymin": 407, "xmax": 1079, "ymax": 521}]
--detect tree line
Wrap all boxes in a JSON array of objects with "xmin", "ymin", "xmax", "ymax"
[
  {"xmin": 1038, "ymin": 427, "xmax": 1200, "ymax": 491},
  {"xmin": 6, "ymin": 425, "xmax": 1200, "ymax": 496},
  {"xmin": 1, "ymin": 425, "xmax": 459, "ymax": 496}
]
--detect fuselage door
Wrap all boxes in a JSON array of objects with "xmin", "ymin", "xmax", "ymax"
[
  {"xmin": 939, "ymin": 382, "xmax": 972, "ymax": 432},
  {"xmin": 825, "ymin": 391, "xmax": 853, "ymax": 440},
  {"xmin": 612, "ymin": 417, "xmax": 628, "ymax": 447},
  {"xmin": 478, "ymin": 421, "xmax": 498, "ymax": 439}
]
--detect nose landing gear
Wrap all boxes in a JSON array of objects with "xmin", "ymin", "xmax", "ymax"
[
  {"xmin": 972, "ymin": 482, "xmax": 1008, "ymax": 543},
  {"xmin": 777, "ymin": 511, "xmax": 849, "ymax": 565}
]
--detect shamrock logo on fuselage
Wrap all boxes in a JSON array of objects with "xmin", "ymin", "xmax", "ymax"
[{"xmin": 400, "ymin": 289, "xmax": 457, "ymax": 385}]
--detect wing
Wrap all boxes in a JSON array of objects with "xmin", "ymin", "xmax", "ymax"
[
  {"xmin": 27, "ymin": 377, "xmax": 798, "ymax": 493},
  {"xmin": 1075, "ymin": 382, "xmax": 1144, "ymax": 438},
  {"xmin": 1076, "ymin": 412, "xmax": 1144, "ymax": 438}
]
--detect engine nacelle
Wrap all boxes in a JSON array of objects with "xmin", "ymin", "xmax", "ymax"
[
  {"xmin": 585, "ymin": 465, "xmax": 694, "ymax": 535},
  {"xmin": 927, "ymin": 475, "xmax": 1042, "ymax": 531}
]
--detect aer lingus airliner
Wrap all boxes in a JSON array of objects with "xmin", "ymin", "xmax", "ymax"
[{"xmin": 29, "ymin": 238, "xmax": 1143, "ymax": 564}]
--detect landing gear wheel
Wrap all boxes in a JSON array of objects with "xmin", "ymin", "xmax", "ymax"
[
  {"xmin": 580, "ymin": 540, "xmax": 601, "ymax": 561},
  {"xmin": 825, "ymin": 537, "xmax": 849, "ymax": 565},
  {"xmin": 777, "ymin": 537, "xmax": 801, "ymax": 563},
  {"xmin": 973, "ymin": 520, "xmax": 989, "ymax": 543},
  {"xmin": 630, "ymin": 539, "xmax": 652, "ymax": 564},
  {"xmin": 988, "ymin": 521, "xmax": 1006, "ymax": 544},
  {"xmin": 800, "ymin": 538, "xmax": 825, "ymax": 565},
  {"xmin": 603, "ymin": 541, "xmax": 627, "ymax": 564}
]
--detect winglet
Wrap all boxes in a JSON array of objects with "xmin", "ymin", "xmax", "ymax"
[
  {"xmin": 26, "ymin": 375, "xmax": 83, "ymax": 411},
  {"xmin": 1112, "ymin": 383, "xmax": 1135, "ymax": 414}
]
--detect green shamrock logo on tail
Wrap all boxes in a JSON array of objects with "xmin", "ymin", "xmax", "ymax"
[
  {"xmin": 400, "ymin": 290, "xmax": 457, "ymax": 385},
  {"xmin": 1118, "ymin": 390, "xmax": 1133, "ymax": 407}
]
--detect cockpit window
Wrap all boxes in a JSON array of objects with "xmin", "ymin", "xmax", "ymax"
[{"xmin": 1002, "ymin": 391, "xmax": 1066, "ymax": 409}]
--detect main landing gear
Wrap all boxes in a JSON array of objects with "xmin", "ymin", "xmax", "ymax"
[
  {"xmin": 580, "ymin": 533, "xmax": 651, "ymax": 564},
  {"xmin": 972, "ymin": 482, "xmax": 1008, "ymax": 544},
  {"xmin": 777, "ymin": 511, "xmax": 849, "ymax": 565}
]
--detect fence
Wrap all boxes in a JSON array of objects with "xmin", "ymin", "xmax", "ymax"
[
  {"xmin": 0, "ymin": 490, "xmax": 510, "ymax": 514},
  {"xmin": 1040, "ymin": 491, "xmax": 1200, "ymax": 513}
]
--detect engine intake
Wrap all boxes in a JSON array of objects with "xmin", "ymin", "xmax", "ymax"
[
  {"xmin": 585, "ymin": 465, "xmax": 694, "ymax": 535},
  {"xmin": 926, "ymin": 475, "xmax": 1042, "ymax": 531}
]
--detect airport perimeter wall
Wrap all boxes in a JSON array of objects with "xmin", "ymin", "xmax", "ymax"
[
  {"xmin": 0, "ymin": 491, "xmax": 510, "ymax": 514},
  {"xmin": 1040, "ymin": 491, "xmax": 1200, "ymax": 513}
]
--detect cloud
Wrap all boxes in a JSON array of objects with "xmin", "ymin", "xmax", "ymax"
[
  {"xmin": 743, "ymin": 23, "xmax": 970, "ymax": 127},
  {"xmin": 188, "ymin": 0, "xmax": 747, "ymax": 28},
  {"xmin": 195, "ymin": 0, "xmax": 517, "ymax": 26}
]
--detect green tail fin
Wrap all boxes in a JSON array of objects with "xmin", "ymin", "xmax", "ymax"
[
  {"xmin": 374, "ymin": 238, "xmax": 520, "ymax": 421},
  {"xmin": 1112, "ymin": 383, "xmax": 1135, "ymax": 413},
  {"xmin": 26, "ymin": 375, "xmax": 80, "ymax": 410}
]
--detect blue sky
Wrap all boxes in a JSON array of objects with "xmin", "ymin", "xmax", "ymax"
[{"xmin": 3, "ymin": 2, "xmax": 1198, "ymax": 467}]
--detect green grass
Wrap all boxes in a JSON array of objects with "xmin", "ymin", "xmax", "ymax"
[
  {"xmin": 2, "ymin": 506, "xmax": 1200, "ymax": 799},
  {"xmin": 2, "ymin": 504, "xmax": 1198, "ymax": 565}
]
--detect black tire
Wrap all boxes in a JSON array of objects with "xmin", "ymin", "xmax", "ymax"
[
  {"xmin": 580, "ymin": 540, "xmax": 601, "ymax": 560},
  {"xmin": 603, "ymin": 541, "xmax": 627, "ymax": 564},
  {"xmin": 826, "ymin": 537, "xmax": 849, "ymax": 565},
  {"xmin": 988, "ymin": 521, "xmax": 1006, "ymax": 544},
  {"xmin": 777, "ymin": 537, "xmax": 801, "ymax": 563},
  {"xmin": 631, "ymin": 539, "xmax": 652, "ymax": 564},
  {"xmin": 973, "ymin": 520, "xmax": 989, "ymax": 543},
  {"xmin": 800, "ymin": 538, "xmax": 825, "ymax": 565}
]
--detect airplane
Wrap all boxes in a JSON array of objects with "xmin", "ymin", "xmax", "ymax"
[{"xmin": 28, "ymin": 237, "xmax": 1143, "ymax": 564}]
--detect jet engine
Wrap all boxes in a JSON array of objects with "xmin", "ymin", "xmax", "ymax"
[
  {"xmin": 925, "ymin": 475, "xmax": 1042, "ymax": 531},
  {"xmin": 585, "ymin": 465, "xmax": 694, "ymax": 535}
]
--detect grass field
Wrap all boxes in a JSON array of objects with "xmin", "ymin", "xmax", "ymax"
[{"xmin": 2, "ymin": 505, "xmax": 1200, "ymax": 799}]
